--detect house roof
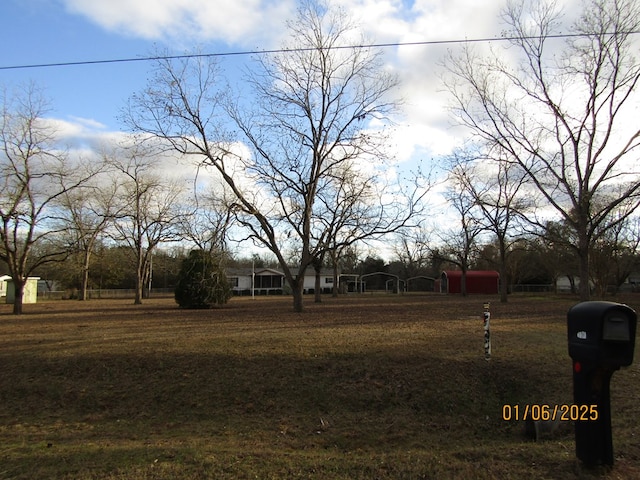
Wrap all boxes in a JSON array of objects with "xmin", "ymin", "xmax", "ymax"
[
  {"xmin": 226, "ymin": 267, "xmax": 339, "ymax": 277},
  {"xmin": 226, "ymin": 267, "xmax": 284, "ymax": 276}
]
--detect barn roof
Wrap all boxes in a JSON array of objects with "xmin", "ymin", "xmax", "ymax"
[{"xmin": 442, "ymin": 270, "xmax": 500, "ymax": 278}]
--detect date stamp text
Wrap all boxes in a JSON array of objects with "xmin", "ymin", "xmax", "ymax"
[{"xmin": 502, "ymin": 404, "xmax": 598, "ymax": 421}]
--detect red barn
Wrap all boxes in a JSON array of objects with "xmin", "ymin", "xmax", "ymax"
[{"xmin": 437, "ymin": 270, "xmax": 500, "ymax": 295}]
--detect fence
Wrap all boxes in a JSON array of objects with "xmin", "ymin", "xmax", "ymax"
[
  {"xmin": 39, "ymin": 288, "xmax": 175, "ymax": 300},
  {"xmin": 509, "ymin": 284, "xmax": 555, "ymax": 293},
  {"xmin": 34, "ymin": 284, "xmax": 639, "ymax": 300}
]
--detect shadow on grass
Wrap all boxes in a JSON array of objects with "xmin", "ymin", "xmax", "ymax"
[{"xmin": 0, "ymin": 347, "xmax": 581, "ymax": 479}]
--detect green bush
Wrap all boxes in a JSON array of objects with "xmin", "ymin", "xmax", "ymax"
[{"xmin": 174, "ymin": 250, "xmax": 232, "ymax": 308}]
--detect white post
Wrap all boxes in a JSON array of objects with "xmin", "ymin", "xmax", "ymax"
[
  {"xmin": 252, "ymin": 260, "xmax": 255, "ymax": 299},
  {"xmin": 483, "ymin": 302, "xmax": 491, "ymax": 360}
]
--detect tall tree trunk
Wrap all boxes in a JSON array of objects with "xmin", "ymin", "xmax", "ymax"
[
  {"xmin": 461, "ymin": 268, "xmax": 468, "ymax": 297},
  {"xmin": 577, "ymin": 227, "xmax": 591, "ymax": 301},
  {"xmin": 134, "ymin": 279, "xmax": 143, "ymax": 305},
  {"xmin": 499, "ymin": 264, "xmax": 508, "ymax": 303},
  {"xmin": 499, "ymin": 240, "xmax": 508, "ymax": 303},
  {"xmin": 332, "ymin": 258, "xmax": 339, "ymax": 298},
  {"xmin": 314, "ymin": 264, "xmax": 322, "ymax": 303},
  {"xmin": 12, "ymin": 278, "xmax": 25, "ymax": 315},
  {"xmin": 292, "ymin": 278, "xmax": 304, "ymax": 312},
  {"xmin": 134, "ymin": 256, "xmax": 144, "ymax": 305},
  {"xmin": 80, "ymin": 250, "xmax": 91, "ymax": 301}
]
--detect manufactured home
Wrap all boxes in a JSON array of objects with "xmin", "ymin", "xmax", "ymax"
[{"xmin": 227, "ymin": 267, "xmax": 338, "ymax": 295}]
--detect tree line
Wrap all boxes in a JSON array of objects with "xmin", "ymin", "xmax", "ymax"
[
  {"xmin": 1, "ymin": 0, "xmax": 640, "ymax": 313},
  {"xmin": 18, "ymin": 215, "xmax": 640, "ymax": 300}
]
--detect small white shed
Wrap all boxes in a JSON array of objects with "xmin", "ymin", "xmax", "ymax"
[
  {"xmin": 0, "ymin": 275, "xmax": 10, "ymax": 298},
  {"xmin": 5, "ymin": 277, "xmax": 40, "ymax": 304}
]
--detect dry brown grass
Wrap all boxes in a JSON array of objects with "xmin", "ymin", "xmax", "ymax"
[{"xmin": 0, "ymin": 293, "xmax": 638, "ymax": 479}]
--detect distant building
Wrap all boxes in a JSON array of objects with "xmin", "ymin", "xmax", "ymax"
[
  {"xmin": 4, "ymin": 276, "xmax": 40, "ymax": 304},
  {"xmin": 227, "ymin": 267, "xmax": 286, "ymax": 295},
  {"xmin": 226, "ymin": 267, "xmax": 338, "ymax": 295},
  {"xmin": 437, "ymin": 270, "xmax": 500, "ymax": 295},
  {"xmin": 0, "ymin": 275, "xmax": 10, "ymax": 298}
]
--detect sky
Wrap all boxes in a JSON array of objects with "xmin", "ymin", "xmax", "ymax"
[
  {"xmin": 0, "ymin": 0, "xmax": 552, "ymax": 259},
  {"xmin": 1, "ymin": 0, "xmax": 586, "ymax": 259},
  {"xmin": 0, "ymin": 0, "xmax": 509, "ymax": 162}
]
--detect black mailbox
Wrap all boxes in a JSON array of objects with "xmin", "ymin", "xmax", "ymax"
[
  {"xmin": 568, "ymin": 301, "xmax": 636, "ymax": 368},
  {"xmin": 567, "ymin": 301, "xmax": 637, "ymax": 467}
]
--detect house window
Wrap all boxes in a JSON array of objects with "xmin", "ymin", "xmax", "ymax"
[
  {"xmin": 255, "ymin": 275, "xmax": 282, "ymax": 289},
  {"xmin": 325, "ymin": 277, "xmax": 334, "ymax": 284},
  {"xmin": 230, "ymin": 277, "xmax": 239, "ymax": 287}
]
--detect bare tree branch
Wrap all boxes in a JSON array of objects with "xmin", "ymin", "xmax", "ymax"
[{"xmin": 442, "ymin": 0, "xmax": 640, "ymax": 300}]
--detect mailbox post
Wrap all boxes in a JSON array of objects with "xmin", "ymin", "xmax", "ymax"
[{"xmin": 567, "ymin": 301, "xmax": 637, "ymax": 467}]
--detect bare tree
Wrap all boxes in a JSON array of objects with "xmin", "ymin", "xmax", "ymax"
[
  {"xmin": 126, "ymin": 1, "xmax": 415, "ymax": 311},
  {"xmin": 392, "ymin": 228, "xmax": 435, "ymax": 292},
  {"xmin": 310, "ymin": 160, "xmax": 424, "ymax": 302},
  {"xmin": 538, "ymin": 220, "xmax": 581, "ymax": 293},
  {"xmin": 435, "ymin": 171, "xmax": 485, "ymax": 296},
  {"xmin": 590, "ymin": 207, "xmax": 640, "ymax": 295},
  {"xmin": 58, "ymin": 171, "xmax": 120, "ymax": 300},
  {"xmin": 447, "ymin": 146, "xmax": 530, "ymax": 302},
  {"xmin": 0, "ymin": 84, "xmax": 97, "ymax": 313},
  {"xmin": 177, "ymin": 183, "xmax": 234, "ymax": 254},
  {"xmin": 393, "ymin": 230, "xmax": 432, "ymax": 276},
  {"xmin": 107, "ymin": 144, "xmax": 186, "ymax": 304},
  {"xmin": 443, "ymin": 0, "xmax": 640, "ymax": 300}
]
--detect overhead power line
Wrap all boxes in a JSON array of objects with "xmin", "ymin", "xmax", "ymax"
[{"xmin": 1, "ymin": 31, "xmax": 638, "ymax": 71}]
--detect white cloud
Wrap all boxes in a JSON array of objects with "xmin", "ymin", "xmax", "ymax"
[
  {"xmin": 46, "ymin": 116, "xmax": 107, "ymax": 139},
  {"xmin": 327, "ymin": 0, "xmax": 509, "ymax": 163},
  {"xmin": 61, "ymin": 0, "xmax": 557, "ymax": 183},
  {"xmin": 62, "ymin": 0, "xmax": 296, "ymax": 46},
  {"xmin": 58, "ymin": 0, "xmax": 515, "ymax": 166}
]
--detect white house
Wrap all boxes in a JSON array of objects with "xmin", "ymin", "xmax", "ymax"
[
  {"xmin": 227, "ymin": 267, "xmax": 286, "ymax": 295},
  {"xmin": 301, "ymin": 268, "xmax": 336, "ymax": 294},
  {"xmin": 226, "ymin": 267, "xmax": 338, "ymax": 295},
  {"xmin": 555, "ymin": 275, "xmax": 594, "ymax": 293}
]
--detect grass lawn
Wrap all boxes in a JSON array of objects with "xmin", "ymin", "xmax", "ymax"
[{"xmin": 0, "ymin": 294, "xmax": 638, "ymax": 479}]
